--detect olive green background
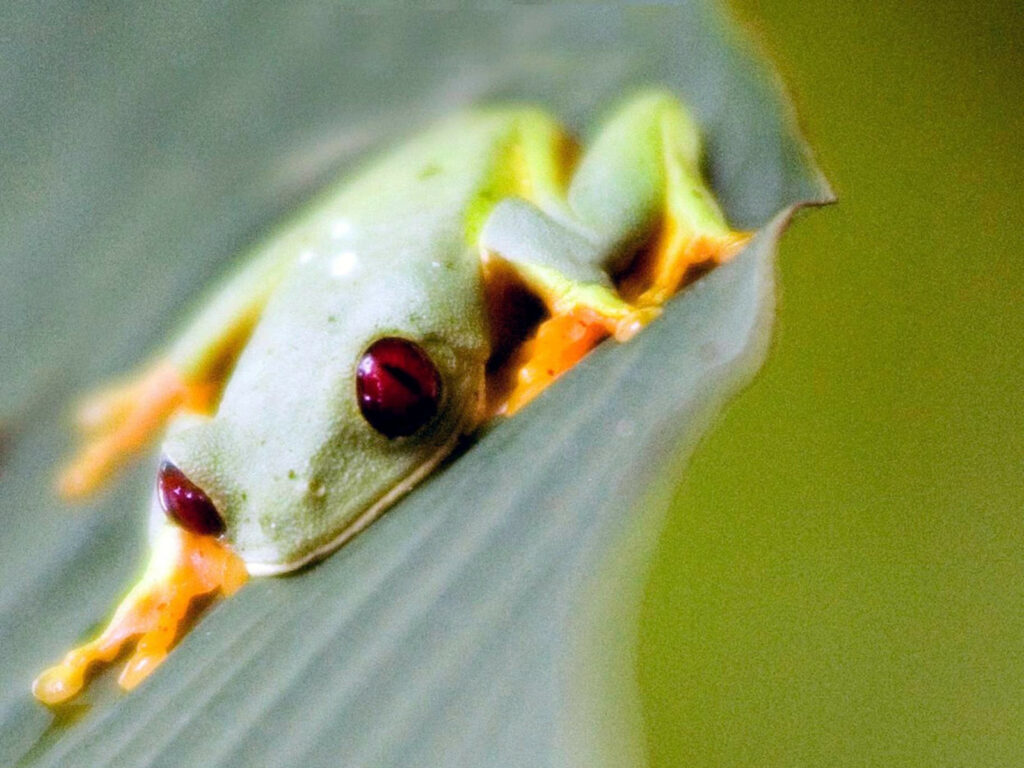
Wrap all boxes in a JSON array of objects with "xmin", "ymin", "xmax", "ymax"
[{"xmin": 640, "ymin": 1, "xmax": 1023, "ymax": 765}]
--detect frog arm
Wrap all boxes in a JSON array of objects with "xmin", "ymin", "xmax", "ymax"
[
  {"xmin": 33, "ymin": 521, "xmax": 248, "ymax": 704},
  {"xmin": 58, "ymin": 243, "xmax": 294, "ymax": 498}
]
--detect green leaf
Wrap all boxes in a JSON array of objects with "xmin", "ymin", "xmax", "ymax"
[{"xmin": 0, "ymin": 3, "xmax": 829, "ymax": 766}]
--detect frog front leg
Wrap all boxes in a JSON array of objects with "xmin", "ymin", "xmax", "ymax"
[
  {"xmin": 58, "ymin": 243, "xmax": 295, "ymax": 497},
  {"xmin": 482, "ymin": 91, "xmax": 749, "ymax": 414},
  {"xmin": 39, "ymin": 236, "xmax": 295, "ymax": 698},
  {"xmin": 33, "ymin": 520, "xmax": 248, "ymax": 704}
]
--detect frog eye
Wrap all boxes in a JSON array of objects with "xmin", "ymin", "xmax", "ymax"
[
  {"xmin": 157, "ymin": 460, "xmax": 226, "ymax": 535},
  {"xmin": 356, "ymin": 337, "xmax": 442, "ymax": 438}
]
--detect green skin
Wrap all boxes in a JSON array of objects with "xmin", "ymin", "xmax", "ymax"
[{"xmin": 147, "ymin": 90, "xmax": 735, "ymax": 574}]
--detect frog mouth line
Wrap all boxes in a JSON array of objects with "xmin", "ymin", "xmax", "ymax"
[{"xmin": 243, "ymin": 432, "xmax": 462, "ymax": 576}]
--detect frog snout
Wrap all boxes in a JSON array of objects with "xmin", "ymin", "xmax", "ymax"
[{"xmin": 156, "ymin": 460, "xmax": 226, "ymax": 536}]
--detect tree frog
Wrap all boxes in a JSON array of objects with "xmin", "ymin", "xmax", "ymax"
[{"xmin": 33, "ymin": 90, "xmax": 747, "ymax": 705}]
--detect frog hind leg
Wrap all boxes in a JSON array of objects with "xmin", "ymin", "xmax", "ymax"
[
  {"xmin": 479, "ymin": 199, "xmax": 656, "ymax": 415},
  {"xmin": 566, "ymin": 89, "xmax": 751, "ymax": 307},
  {"xmin": 32, "ymin": 524, "xmax": 247, "ymax": 705},
  {"xmin": 58, "ymin": 243, "xmax": 293, "ymax": 499},
  {"xmin": 478, "ymin": 108, "xmax": 653, "ymax": 415},
  {"xmin": 481, "ymin": 92, "xmax": 748, "ymax": 415}
]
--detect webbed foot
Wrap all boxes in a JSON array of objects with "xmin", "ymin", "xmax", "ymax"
[
  {"xmin": 494, "ymin": 303, "xmax": 656, "ymax": 416},
  {"xmin": 33, "ymin": 524, "xmax": 247, "ymax": 705}
]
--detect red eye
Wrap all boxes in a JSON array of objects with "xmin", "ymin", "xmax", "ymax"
[
  {"xmin": 157, "ymin": 461, "xmax": 225, "ymax": 535},
  {"xmin": 356, "ymin": 337, "xmax": 442, "ymax": 438}
]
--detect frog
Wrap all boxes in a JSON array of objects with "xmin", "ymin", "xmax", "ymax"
[{"xmin": 32, "ymin": 90, "xmax": 748, "ymax": 705}]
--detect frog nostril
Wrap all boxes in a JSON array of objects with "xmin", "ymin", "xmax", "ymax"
[{"xmin": 157, "ymin": 460, "xmax": 225, "ymax": 535}]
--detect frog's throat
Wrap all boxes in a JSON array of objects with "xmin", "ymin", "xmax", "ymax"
[{"xmin": 243, "ymin": 429, "xmax": 465, "ymax": 576}]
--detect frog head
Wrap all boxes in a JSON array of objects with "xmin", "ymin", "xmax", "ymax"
[{"xmin": 157, "ymin": 238, "xmax": 490, "ymax": 574}]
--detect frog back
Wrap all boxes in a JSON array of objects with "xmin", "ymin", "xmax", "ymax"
[{"xmin": 163, "ymin": 108, "xmax": 551, "ymax": 568}]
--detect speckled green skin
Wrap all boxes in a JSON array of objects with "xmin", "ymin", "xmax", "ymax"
[
  {"xmin": 163, "ymin": 111, "xmax": 525, "ymax": 571},
  {"xmin": 151, "ymin": 92, "xmax": 730, "ymax": 572}
]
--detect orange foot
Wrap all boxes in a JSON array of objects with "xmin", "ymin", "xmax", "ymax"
[
  {"xmin": 33, "ymin": 525, "xmax": 247, "ymax": 706},
  {"xmin": 58, "ymin": 363, "xmax": 213, "ymax": 499},
  {"xmin": 495, "ymin": 307, "xmax": 651, "ymax": 416}
]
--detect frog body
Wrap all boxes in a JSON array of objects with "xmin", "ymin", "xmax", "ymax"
[
  {"xmin": 166, "ymin": 111, "xmax": 517, "ymax": 571},
  {"xmin": 35, "ymin": 91, "xmax": 747, "ymax": 704}
]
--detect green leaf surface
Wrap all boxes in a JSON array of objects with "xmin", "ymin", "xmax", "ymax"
[{"xmin": 0, "ymin": 3, "xmax": 829, "ymax": 766}]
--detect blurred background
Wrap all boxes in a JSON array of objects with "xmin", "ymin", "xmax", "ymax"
[{"xmin": 640, "ymin": 1, "xmax": 1023, "ymax": 765}]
